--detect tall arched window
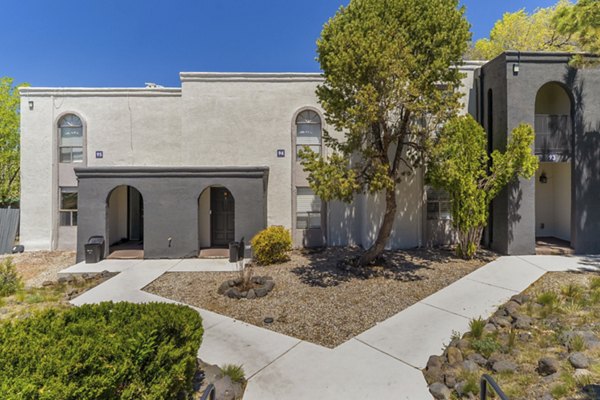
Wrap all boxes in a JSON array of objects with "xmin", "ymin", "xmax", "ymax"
[
  {"xmin": 295, "ymin": 110, "xmax": 322, "ymax": 156},
  {"xmin": 58, "ymin": 114, "xmax": 83, "ymax": 163}
]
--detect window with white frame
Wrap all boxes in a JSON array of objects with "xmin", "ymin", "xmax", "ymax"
[
  {"xmin": 296, "ymin": 110, "xmax": 322, "ymax": 156},
  {"xmin": 296, "ymin": 187, "xmax": 322, "ymax": 229},
  {"xmin": 58, "ymin": 114, "xmax": 83, "ymax": 163},
  {"xmin": 59, "ymin": 187, "xmax": 78, "ymax": 226},
  {"xmin": 427, "ymin": 187, "xmax": 451, "ymax": 220}
]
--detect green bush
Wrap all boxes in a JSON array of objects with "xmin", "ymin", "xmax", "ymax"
[
  {"xmin": 469, "ymin": 317, "xmax": 486, "ymax": 339},
  {"xmin": 0, "ymin": 258, "xmax": 22, "ymax": 297},
  {"xmin": 0, "ymin": 302, "xmax": 203, "ymax": 400},
  {"xmin": 471, "ymin": 336, "xmax": 501, "ymax": 358},
  {"xmin": 251, "ymin": 226, "xmax": 292, "ymax": 265},
  {"xmin": 221, "ymin": 364, "xmax": 245, "ymax": 383}
]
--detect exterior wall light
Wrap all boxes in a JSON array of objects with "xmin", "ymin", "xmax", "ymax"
[
  {"xmin": 28, "ymin": 100, "xmax": 34, "ymax": 110},
  {"xmin": 513, "ymin": 63, "xmax": 520, "ymax": 75},
  {"xmin": 539, "ymin": 172, "xmax": 548, "ymax": 184}
]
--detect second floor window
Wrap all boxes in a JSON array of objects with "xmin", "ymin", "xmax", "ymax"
[
  {"xmin": 59, "ymin": 114, "xmax": 83, "ymax": 163},
  {"xmin": 296, "ymin": 110, "xmax": 322, "ymax": 157}
]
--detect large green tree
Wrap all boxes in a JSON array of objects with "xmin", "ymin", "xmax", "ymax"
[
  {"xmin": 469, "ymin": 0, "xmax": 576, "ymax": 60},
  {"xmin": 301, "ymin": 0, "xmax": 470, "ymax": 266},
  {"xmin": 0, "ymin": 77, "xmax": 26, "ymax": 207},
  {"xmin": 555, "ymin": 0, "xmax": 600, "ymax": 55},
  {"xmin": 428, "ymin": 116, "xmax": 538, "ymax": 259}
]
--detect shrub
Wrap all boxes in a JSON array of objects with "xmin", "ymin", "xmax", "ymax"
[
  {"xmin": 471, "ymin": 336, "xmax": 501, "ymax": 358},
  {"xmin": 537, "ymin": 291, "xmax": 559, "ymax": 307},
  {"xmin": 0, "ymin": 302, "xmax": 203, "ymax": 400},
  {"xmin": 221, "ymin": 364, "xmax": 245, "ymax": 383},
  {"xmin": 469, "ymin": 317, "xmax": 486, "ymax": 339},
  {"xmin": 0, "ymin": 258, "xmax": 22, "ymax": 297},
  {"xmin": 251, "ymin": 226, "xmax": 292, "ymax": 265}
]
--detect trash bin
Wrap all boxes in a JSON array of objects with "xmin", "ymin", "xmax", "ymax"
[
  {"xmin": 238, "ymin": 237, "xmax": 245, "ymax": 261},
  {"xmin": 229, "ymin": 242, "xmax": 239, "ymax": 263},
  {"xmin": 85, "ymin": 236, "xmax": 105, "ymax": 264}
]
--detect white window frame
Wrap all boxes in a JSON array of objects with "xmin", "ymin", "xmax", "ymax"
[
  {"xmin": 296, "ymin": 187, "xmax": 322, "ymax": 230},
  {"xmin": 427, "ymin": 188, "xmax": 452, "ymax": 221},
  {"xmin": 59, "ymin": 187, "xmax": 78, "ymax": 226},
  {"xmin": 295, "ymin": 110, "xmax": 322, "ymax": 157},
  {"xmin": 58, "ymin": 114, "xmax": 84, "ymax": 164}
]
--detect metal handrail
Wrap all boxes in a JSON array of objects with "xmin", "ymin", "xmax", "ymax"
[
  {"xmin": 480, "ymin": 374, "xmax": 509, "ymax": 400},
  {"xmin": 200, "ymin": 383, "xmax": 215, "ymax": 400}
]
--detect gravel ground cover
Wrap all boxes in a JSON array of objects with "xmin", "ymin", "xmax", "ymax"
[
  {"xmin": 145, "ymin": 247, "xmax": 494, "ymax": 348},
  {"xmin": 0, "ymin": 251, "xmax": 76, "ymax": 287}
]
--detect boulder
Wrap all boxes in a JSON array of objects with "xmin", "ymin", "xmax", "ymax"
[
  {"xmin": 492, "ymin": 360, "xmax": 517, "ymax": 373},
  {"xmin": 513, "ymin": 314, "xmax": 533, "ymax": 329},
  {"xmin": 467, "ymin": 353, "xmax": 487, "ymax": 367},
  {"xmin": 503, "ymin": 301, "xmax": 520, "ymax": 317},
  {"xmin": 427, "ymin": 355, "xmax": 444, "ymax": 370},
  {"xmin": 574, "ymin": 369, "xmax": 593, "ymax": 380},
  {"xmin": 461, "ymin": 360, "xmax": 479, "ymax": 373},
  {"xmin": 247, "ymin": 289, "xmax": 256, "ymax": 300},
  {"xmin": 518, "ymin": 332, "xmax": 533, "ymax": 342},
  {"xmin": 446, "ymin": 347, "xmax": 463, "ymax": 365},
  {"xmin": 491, "ymin": 316, "xmax": 512, "ymax": 328},
  {"xmin": 568, "ymin": 352, "xmax": 590, "ymax": 369},
  {"xmin": 218, "ymin": 281, "xmax": 231, "ymax": 295},
  {"xmin": 213, "ymin": 375, "xmax": 235, "ymax": 400},
  {"xmin": 42, "ymin": 280, "xmax": 54, "ymax": 287},
  {"xmin": 510, "ymin": 294, "xmax": 530, "ymax": 305},
  {"xmin": 254, "ymin": 287, "xmax": 269, "ymax": 298},
  {"xmin": 224, "ymin": 288, "xmax": 242, "ymax": 299},
  {"xmin": 429, "ymin": 382, "xmax": 452, "ymax": 400},
  {"xmin": 456, "ymin": 339, "xmax": 470, "ymax": 351},
  {"xmin": 483, "ymin": 323, "xmax": 497, "ymax": 334},
  {"xmin": 57, "ymin": 276, "xmax": 67, "ymax": 284},
  {"xmin": 200, "ymin": 363, "xmax": 223, "ymax": 384},
  {"xmin": 444, "ymin": 371, "xmax": 457, "ymax": 388},
  {"xmin": 538, "ymin": 357, "xmax": 560, "ymax": 376}
]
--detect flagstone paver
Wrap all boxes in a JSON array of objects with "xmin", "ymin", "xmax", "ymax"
[{"xmin": 60, "ymin": 255, "xmax": 599, "ymax": 399}]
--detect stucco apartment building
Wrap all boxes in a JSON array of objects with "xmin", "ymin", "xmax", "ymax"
[{"xmin": 19, "ymin": 52, "xmax": 600, "ymax": 262}]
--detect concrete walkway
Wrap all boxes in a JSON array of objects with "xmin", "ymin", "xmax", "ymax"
[{"xmin": 60, "ymin": 255, "xmax": 600, "ymax": 399}]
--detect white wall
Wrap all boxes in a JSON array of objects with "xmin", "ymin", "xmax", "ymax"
[{"xmin": 535, "ymin": 162, "xmax": 571, "ymax": 241}]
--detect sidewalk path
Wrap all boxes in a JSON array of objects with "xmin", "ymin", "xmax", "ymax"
[{"xmin": 61, "ymin": 255, "xmax": 600, "ymax": 399}]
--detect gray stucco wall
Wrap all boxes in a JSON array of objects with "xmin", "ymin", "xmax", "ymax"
[
  {"xmin": 482, "ymin": 52, "xmax": 600, "ymax": 255},
  {"xmin": 75, "ymin": 167, "xmax": 268, "ymax": 262}
]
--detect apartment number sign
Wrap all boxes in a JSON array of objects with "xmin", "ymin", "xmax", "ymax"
[{"xmin": 277, "ymin": 149, "xmax": 285, "ymax": 158}]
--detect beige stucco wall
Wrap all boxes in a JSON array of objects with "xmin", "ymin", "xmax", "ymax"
[{"xmin": 535, "ymin": 162, "xmax": 571, "ymax": 241}]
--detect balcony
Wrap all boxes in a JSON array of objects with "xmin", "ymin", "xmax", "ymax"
[{"xmin": 534, "ymin": 114, "xmax": 571, "ymax": 162}]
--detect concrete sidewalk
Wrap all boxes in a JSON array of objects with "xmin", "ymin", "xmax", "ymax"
[{"xmin": 61, "ymin": 255, "xmax": 600, "ymax": 399}]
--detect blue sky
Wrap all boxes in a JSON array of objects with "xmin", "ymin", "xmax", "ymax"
[{"xmin": 1, "ymin": 0, "xmax": 558, "ymax": 87}]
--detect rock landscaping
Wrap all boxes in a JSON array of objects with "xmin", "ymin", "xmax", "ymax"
[
  {"xmin": 145, "ymin": 247, "xmax": 494, "ymax": 348},
  {"xmin": 217, "ymin": 275, "xmax": 275, "ymax": 300},
  {"xmin": 423, "ymin": 271, "xmax": 600, "ymax": 400},
  {"xmin": 196, "ymin": 360, "xmax": 246, "ymax": 400}
]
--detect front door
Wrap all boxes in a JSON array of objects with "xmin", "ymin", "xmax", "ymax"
[{"xmin": 211, "ymin": 188, "xmax": 235, "ymax": 247}]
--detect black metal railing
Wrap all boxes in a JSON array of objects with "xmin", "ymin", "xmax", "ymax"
[
  {"xmin": 534, "ymin": 114, "xmax": 571, "ymax": 161},
  {"xmin": 480, "ymin": 374, "xmax": 509, "ymax": 400},
  {"xmin": 200, "ymin": 383, "xmax": 215, "ymax": 400}
]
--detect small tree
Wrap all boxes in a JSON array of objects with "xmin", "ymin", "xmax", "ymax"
[
  {"xmin": 0, "ymin": 77, "xmax": 27, "ymax": 207},
  {"xmin": 428, "ymin": 115, "xmax": 538, "ymax": 259},
  {"xmin": 301, "ymin": 0, "xmax": 470, "ymax": 266}
]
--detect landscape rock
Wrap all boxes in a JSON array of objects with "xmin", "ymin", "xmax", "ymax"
[
  {"xmin": 446, "ymin": 347, "xmax": 463, "ymax": 365},
  {"xmin": 246, "ymin": 289, "xmax": 256, "ymax": 299},
  {"xmin": 42, "ymin": 280, "xmax": 54, "ymax": 287},
  {"xmin": 492, "ymin": 360, "xmax": 517, "ymax": 373},
  {"xmin": 254, "ymin": 287, "xmax": 269, "ymax": 298},
  {"xmin": 513, "ymin": 314, "xmax": 533, "ymax": 329},
  {"xmin": 461, "ymin": 360, "xmax": 479, "ymax": 373},
  {"xmin": 538, "ymin": 357, "xmax": 560, "ymax": 376},
  {"xmin": 429, "ymin": 382, "xmax": 452, "ymax": 400},
  {"xmin": 213, "ymin": 375, "xmax": 235, "ymax": 400},
  {"xmin": 454, "ymin": 381, "xmax": 468, "ymax": 397},
  {"xmin": 503, "ymin": 301, "xmax": 520, "ymax": 317},
  {"xmin": 217, "ymin": 281, "xmax": 231, "ymax": 295},
  {"xmin": 224, "ymin": 288, "xmax": 242, "ymax": 299},
  {"xmin": 491, "ymin": 316, "xmax": 512, "ymax": 328},
  {"xmin": 427, "ymin": 355, "xmax": 444, "ymax": 370},
  {"xmin": 561, "ymin": 330, "xmax": 600, "ymax": 350},
  {"xmin": 456, "ymin": 339, "xmax": 470, "ymax": 351},
  {"xmin": 200, "ymin": 363, "xmax": 223, "ymax": 383},
  {"xmin": 574, "ymin": 368, "xmax": 593, "ymax": 380},
  {"xmin": 444, "ymin": 371, "xmax": 457, "ymax": 388},
  {"xmin": 518, "ymin": 332, "xmax": 532, "ymax": 342},
  {"xmin": 510, "ymin": 294, "xmax": 530, "ymax": 305},
  {"xmin": 57, "ymin": 277, "xmax": 67, "ymax": 284},
  {"xmin": 569, "ymin": 352, "xmax": 590, "ymax": 369},
  {"xmin": 483, "ymin": 323, "xmax": 497, "ymax": 334},
  {"xmin": 467, "ymin": 353, "xmax": 487, "ymax": 367}
]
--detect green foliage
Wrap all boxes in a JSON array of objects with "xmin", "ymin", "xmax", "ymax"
[
  {"xmin": 555, "ymin": 0, "xmax": 600, "ymax": 56},
  {"xmin": 469, "ymin": 317, "xmax": 486, "ymax": 339},
  {"xmin": 568, "ymin": 334, "xmax": 586, "ymax": 352},
  {"xmin": 471, "ymin": 336, "xmax": 501, "ymax": 358},
  {"xmin": 561, "ymin": 283, "xmax": 583, "ymax": 300},
  {"xmin": 221, "ymin": 364, "xmax": 245, "ymax": 384},
  {"xmin": 0, "ymin": 258, "xmax": 22, "ymax": 297},
  {"xmin": 590, "ymin": 277, "xmax": 600, "ymax": 290},
  {"xmin": 250, "ymin": 226, "xmax": 292, "ymax": 266},
  {"xmin": 0, "ymin": 77, "xmax": 27, "ymax": 206},
  {"xmin": 428, "ymin": 115, "xmax": 538, "ymax": 259},
  {"xmin": 507, "ymin": 329, "xmax": 517, "ymax": 351},
  {"xmin": 302, "ymin": 0, "xmax": 471, "ymax": 265},
  {"xmin": 537, "ymin": 291, "xmax": 559, "ymax": 307},
  {"xmin": 0, "ymin": 302, "xmax": 203, "ymax": 400}
]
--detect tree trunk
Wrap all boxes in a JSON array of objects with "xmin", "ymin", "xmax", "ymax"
[{"xmin": 357, "ymin": 187, "xmax": 397, "ymax": 266}]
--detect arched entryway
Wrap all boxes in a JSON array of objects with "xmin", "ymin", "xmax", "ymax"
[
  {"xmin": 106, "ymin": 185, "xmax": 144, "ymax": 259},
  {"xmin": 534, "ymin": 82, "xmax": 573, "ymax": 253},
  {"xmin": 198, "ymin": 186, "xmax": 235, "ymax": 256}
]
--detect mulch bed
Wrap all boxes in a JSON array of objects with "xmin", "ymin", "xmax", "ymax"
[{"xmin": 145, "ymin": 247, "xmax": 494, "ymax": 348}]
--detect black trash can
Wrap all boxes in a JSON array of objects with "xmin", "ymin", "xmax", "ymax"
[
  {"xmin": 85, "ymin": 236, "xmax": 105, "ymax": 264},
  {"xmin": 229, "ymin": 242, "xmax": 239, "ymax": 263}
]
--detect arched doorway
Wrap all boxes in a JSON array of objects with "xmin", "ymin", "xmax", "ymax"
[
  {"xmin": 534, "ymin": 82, "xmax": 572, "ymax": 252},
  {"xmin": 106, "ymin": 185, "xmax": 144, "ymax": 259},
  {"xmin": 198, "ymin": 186, "xmax": 235, "ymax": 254}
]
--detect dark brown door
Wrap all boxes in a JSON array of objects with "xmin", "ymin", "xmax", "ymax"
[{"xmin": 211, "ymin": 188, "xmax": 235, "ymax": 247}]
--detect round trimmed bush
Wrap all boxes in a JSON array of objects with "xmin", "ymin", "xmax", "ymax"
[
  {"xmin": 251, "ymin": 226, "xmax": 292, "ymax": 265},
  {"xmin": 0, "ymin": 302, "xmax": 203, "ymax": 400}
]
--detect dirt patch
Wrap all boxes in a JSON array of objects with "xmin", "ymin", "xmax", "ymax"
[
  {"xmin": 145, "ymin": 247, "xmax": 494, "ymax": 348},
  {"xmin": 0, "ymin": 251, "xmax": 76, "ymax": 288}
]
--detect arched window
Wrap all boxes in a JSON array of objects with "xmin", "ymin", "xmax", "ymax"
[
  {"xmin": 58, "ymin": 114, "xmax": 83, "ymax": 163},
  {"xmin": 295, "ymin": 110, "xmax": 322, "ymax": 156}
]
